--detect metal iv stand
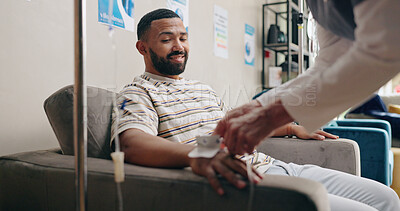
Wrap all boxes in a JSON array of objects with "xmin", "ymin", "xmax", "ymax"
[
  {"xmin": 298, "ymin": 0, "xmax": 304, "ymax": 74},
  {"xmin": 73, "ymin": 0, "xmax": 88, "ymax": 210}
]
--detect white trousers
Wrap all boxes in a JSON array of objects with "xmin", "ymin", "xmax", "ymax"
[{"xmin": 265, "ymin": 160, "xmax": 400, "ymax": 211}]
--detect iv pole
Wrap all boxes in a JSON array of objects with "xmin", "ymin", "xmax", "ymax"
[
  {"xmin": 298, "ymin": 0, "xmax": 304, "ymax": 74},
  {"xmin": 73, "ymin": 0, "xmax": 88, "ymax": 210}
]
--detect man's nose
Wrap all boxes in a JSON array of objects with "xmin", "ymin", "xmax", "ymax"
[{"xmin": 172, "ymin": 40, "xmax": 184, "ymax": 52}]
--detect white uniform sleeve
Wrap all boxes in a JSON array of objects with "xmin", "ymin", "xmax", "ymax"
[{"xmin": 257, "ymin": 0, "xmax": 400, "ymax": 132}]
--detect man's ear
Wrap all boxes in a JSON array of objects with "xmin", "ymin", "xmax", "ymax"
[{"xmin": 136, "ymin": 40, "xmax": 147, "ymax": 55}]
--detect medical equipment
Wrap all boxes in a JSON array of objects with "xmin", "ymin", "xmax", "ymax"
[
  {"xmin": 106, "ymin": 0, "xmax": 125, "ymax": 211},
  {"xmin": 73, "ymin": 0, "xmax": 88, "ymax": 210},
  {"xmin": 188, "ymin": 135, "xmax": 222, "ymax": 158},
  {"xmin": 74, "ymin": 0, "xmax": 125, "ymax": 209},
  {"xmin": 244, "ymin": 153, "xmax": 254, "ymax": 211}
]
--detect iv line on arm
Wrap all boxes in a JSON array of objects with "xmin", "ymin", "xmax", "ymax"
[
  {"xmin": 188, "ymin": 136, "xmax": 255, "ymax": 211},
  {"xmin": 244, "ymin": 153, "xmax": 254, "ymax": 211},
  {"xmin": 107, "ymin": 0, "xmax": 124, "ymax": 210}
]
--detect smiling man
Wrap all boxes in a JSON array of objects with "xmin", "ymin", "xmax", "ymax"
[
  {"xmin": 112, "ymin": 9, "xmax": 259, "ymax": 196},
  {"xmin": 111, "ymin": 9, "xmax": 399, "ymax": 211}
]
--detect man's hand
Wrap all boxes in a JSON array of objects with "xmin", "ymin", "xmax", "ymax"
[
  {"xmin": 215, "ymin": 100, "xmax": 294, "ymax": 155},
  {"xmin": 189, "ymin": 151, "xmax": 262, "ymax": 195},
  {"xmin": 290, "ymin": 124, "xmax": 339, "ymax": 140}
]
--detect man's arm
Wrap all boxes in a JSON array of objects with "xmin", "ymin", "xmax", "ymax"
[
  {"xmin": 120, "ymin": 128, "xmax": 193, "ymax": 167},
  {"xmin": 120, "ymin": 128, "xmax": 261, "ymax": 195}
]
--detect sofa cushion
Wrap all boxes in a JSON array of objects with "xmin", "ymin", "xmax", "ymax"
[{"xmin": 44, "ymin": 85, "xmax": 114, "ymax": 159}]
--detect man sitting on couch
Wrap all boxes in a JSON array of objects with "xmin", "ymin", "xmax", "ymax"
[{"xmin": 111, "ymin": 8, "xmax": 399, "ymax": 211}]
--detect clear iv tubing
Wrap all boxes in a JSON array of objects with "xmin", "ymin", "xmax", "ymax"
[
  {"xmin": 109, "ymin": 27, "xmax": 119, "ymax": 154},
  {"xmin": 107, "ymin": 0, "xmax": 124, "ymax": 211},
  {"xmin": 109, "ymin": 30, "xmax": 124, "ymax": 211},
  {"xmin": 110, "ymin": 31, "xmax": 124, "ymax": 211},
  {"xmin": 244, "ymin": 153, "xmax": 254, "ymax": 211}
]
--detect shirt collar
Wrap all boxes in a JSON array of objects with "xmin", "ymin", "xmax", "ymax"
[{"xmin": 143, "ymin": 72, "xmax": 185, "ymax": 83}]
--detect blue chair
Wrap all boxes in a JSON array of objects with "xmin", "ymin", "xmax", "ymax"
[
  {"xmin": 346, "ymin": 94, "xmax": 400, "ymax": 144},
  {"xmin": 323, "ymin": 119, "xmax": 394, "ymax": 186}
]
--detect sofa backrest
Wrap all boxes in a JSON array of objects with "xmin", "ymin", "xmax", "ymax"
[{"xmin": 44, "ymin": 85, "xmax": 114, "ymax": 159}]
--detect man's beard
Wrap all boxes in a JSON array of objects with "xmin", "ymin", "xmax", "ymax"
[{"xmin": 149, "ymin": 48, "xmax": 188, "ymax": 76}]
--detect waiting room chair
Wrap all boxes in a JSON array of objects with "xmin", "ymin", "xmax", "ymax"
[
  {"xmin": 346, "ymin": 94, "xmax": 400, "ymax": 147},
  {"xmin": 323, "ymin": 119, "xmax": 393, "ymax": 186}
]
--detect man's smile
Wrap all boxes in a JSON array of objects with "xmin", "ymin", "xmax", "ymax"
[{"xmin": 168, "ymin": 54, "xmax": 185, "ymax": 63}]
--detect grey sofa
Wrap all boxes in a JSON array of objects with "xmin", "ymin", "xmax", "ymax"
[{"xmin": 0, "ymin": 86, "xmax": 361, "ymax": 211}]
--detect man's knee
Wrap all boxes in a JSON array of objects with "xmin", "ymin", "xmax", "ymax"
[
  {"xmin": 382, "ymin": 187, "xmax": 399, "ymax": 209},
  {"xmin": 371, "ymin": 184, "xmax": 399, "ymax": 210}
]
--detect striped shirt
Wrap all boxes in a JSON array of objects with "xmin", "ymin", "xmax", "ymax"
[{"xmin": 111, "ymin": 72, "xmax": 274, "ymax": 173}]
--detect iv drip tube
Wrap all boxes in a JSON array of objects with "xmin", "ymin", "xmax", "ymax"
[
  {"xmin": 107, "ymin": 1, "xmax": 125, "ymax": 210},
  {"xmin": 244, "ymin": 153, "xmax": 254, "ymax": 211},
  {"xmin": 73, "ymin": 0, "xmax": 87, "ymax": 210}
]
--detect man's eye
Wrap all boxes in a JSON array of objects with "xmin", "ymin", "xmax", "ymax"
[
  {"xmin": 161, "ymin": 39, "xmax": 170, "ymax": 42},
  {"xmin": 180, "ymin": 38, "xmax": 187, "ymax": 41}
]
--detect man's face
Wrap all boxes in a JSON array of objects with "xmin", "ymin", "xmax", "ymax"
[{"xmin": 145, "ymin": 18, "xmax": 189, "ymax": 76}]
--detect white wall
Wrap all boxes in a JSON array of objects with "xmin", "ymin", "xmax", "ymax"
[{"xmin": 0, "ymin": 0, "xmax": 265, "ymax": 156}]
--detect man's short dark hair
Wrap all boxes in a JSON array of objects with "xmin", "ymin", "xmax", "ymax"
[{"xmin": 137, "ymin": 8, "xmax": 180, "ymax": 41}]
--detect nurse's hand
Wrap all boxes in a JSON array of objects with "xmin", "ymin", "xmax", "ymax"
[
  {"xmin": 220, "ymin": 100, "xmax": 263, "ymax": 122},
  {"xmin": 214, "ymin": 100, "xmax": 261, "ymax": 152},
  {"xmin": 215, "ymin": 100, "xmax": 294, "ymax": 155}
]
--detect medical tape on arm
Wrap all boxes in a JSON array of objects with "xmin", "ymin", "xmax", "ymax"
[{"xmin": 188, "ymin": 135, "xmax": 222, "ymax": 158}]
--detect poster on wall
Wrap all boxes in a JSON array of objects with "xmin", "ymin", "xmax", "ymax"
[
  {"xmin": 98, "ymin": 0, "xmax": 135, "ymax": 32},
  {"xmin": 244, "ymin": 24, "xmax": 255, "ymax": 66},
  {"xmin": 214, "ymin": 5, "xmax": 228, "ymax": 59},
  {"xmin": 167, "ymin": 0, "xmax": 189, "ymax": 32}
]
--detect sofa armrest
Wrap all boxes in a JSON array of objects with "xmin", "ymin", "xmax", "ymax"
[
  {"xmin": 335, "ymin": 119, "xmax": 391, "ymax": 136},
  {"xmin": 257, "ymin": 138, "xmax": 361, "ymax": 176},
  {"xmin": 0, "ymin": 149, "xmax": 329, "ymax": 211}
]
